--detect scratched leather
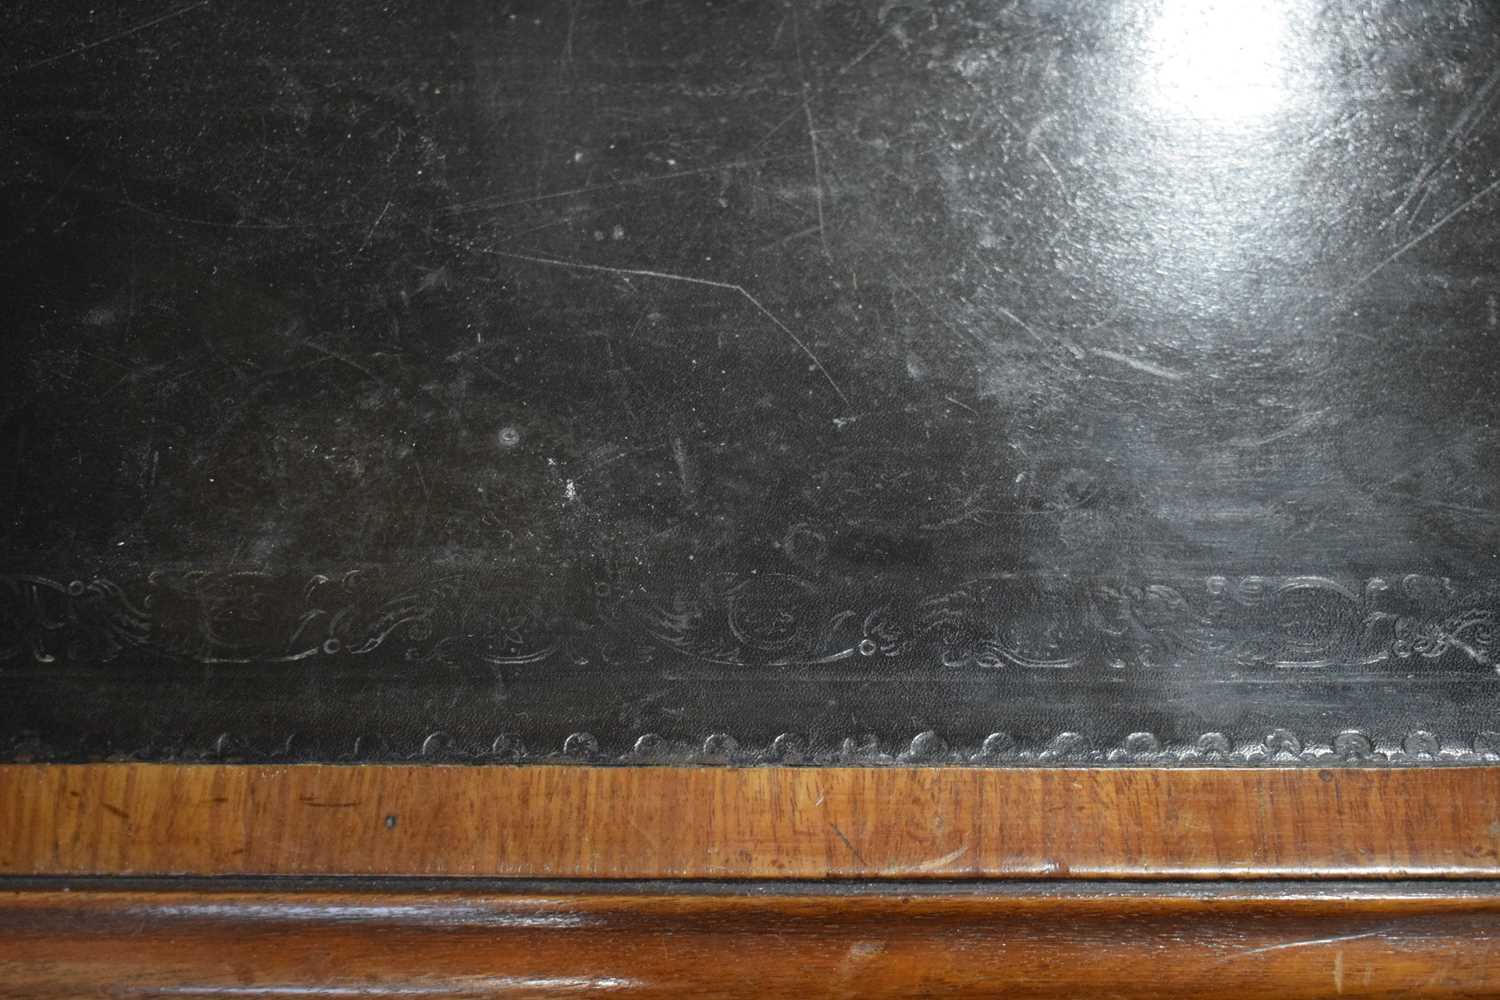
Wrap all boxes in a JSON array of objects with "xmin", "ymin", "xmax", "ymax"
[{"xmin": 2, "ymin": 1, "xmax": 1499, "ymax": 764}]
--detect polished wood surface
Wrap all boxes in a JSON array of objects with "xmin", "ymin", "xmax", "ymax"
[
  {"xmin": 3, "ymin": 764, "xmax": 1499, "ymax": 878},
  {"xmin": 2, "ymin": 883, "xmax": 1498, "ymax": 998}
]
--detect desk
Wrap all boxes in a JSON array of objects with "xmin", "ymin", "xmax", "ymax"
[{"xmin": 4, "ymin": 0, "xmax": 1500, "ymax": 993}]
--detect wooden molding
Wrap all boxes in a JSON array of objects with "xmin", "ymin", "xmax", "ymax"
[
  {"xmin": 3, "ymin": 764, "xmax": 1499, "ymax": 878},
  {"xmin": 2, "ymin": 883, "xmax": 1499, "ymax": 998}
]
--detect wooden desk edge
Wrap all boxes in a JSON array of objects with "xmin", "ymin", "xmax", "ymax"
[
  {"xmin": 3, "ymin": 763, "xmax": 1497, "ymax": 879},
  {"xmin": 2, "ymin": 881, "xmax": 1500, "ymax": 998}
]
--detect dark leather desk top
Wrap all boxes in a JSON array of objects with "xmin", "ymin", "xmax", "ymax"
[{"xmin": 3, "ymin": 0, "xmax": 1498, "ymax": 764}]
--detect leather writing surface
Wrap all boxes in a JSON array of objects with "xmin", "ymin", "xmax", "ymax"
[{"xmin": 3, "ymin": 0, "xmax": 1499, "ymax": 764}]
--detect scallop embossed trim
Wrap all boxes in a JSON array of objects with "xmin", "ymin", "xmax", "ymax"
[
  {"xmin": 9, "ymin": 727, "xmax": 1498, "ymax": 766},
  {"xmin": 3, "ymin": 569, "xmax": 1499, "ymax": 765}
]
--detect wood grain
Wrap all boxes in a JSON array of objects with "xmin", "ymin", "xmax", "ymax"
[
  {"xmin": 3, "ymin": 884, "xmax": 1500, "ymax": 998},
  {"xmin": 3, "ymin": 764, "xmax": 1500, "ymax": 878}
]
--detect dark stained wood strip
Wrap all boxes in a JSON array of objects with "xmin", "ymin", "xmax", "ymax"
[
  {"xmin": 3, "ymin": 764, "xmax": 1500, "ymax": 878},
  {"xmin": 3, "ymin": 884, "xmax": 1500, "ymax": 998}
]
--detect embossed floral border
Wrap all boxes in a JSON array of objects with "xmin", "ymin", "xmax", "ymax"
[{"xmin": 3, "ymin": 569, "xmax": 1498, "ymax": 765}]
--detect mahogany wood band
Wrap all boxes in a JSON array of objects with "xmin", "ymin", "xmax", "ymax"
[
  {"xmin": 2, "ymin": 884, "xmax": 1499, "ymax": 998},
  {"xmin": 3, "ymin": 764, "xmax": 1499, "ymax": 878}
]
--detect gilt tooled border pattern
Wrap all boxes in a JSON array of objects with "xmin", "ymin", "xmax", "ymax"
[{"xmin": 3, "ymin": 569, "xmax": 1499, "ymax": 765}]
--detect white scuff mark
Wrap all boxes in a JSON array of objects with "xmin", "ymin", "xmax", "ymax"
[
  {"xmin": 899, "ymin": 845, "xmax": 969, "ymax": 873},
  {"xmin": 1091, "ymin": 347, "xmax": 1184, "ymax": 381},
  {"xmin": 1215, "ymin": 930, "xmax": 1386, "ymax": 964},
  {"xmin": 482, "ymin": 248, "xmax": 849, "ymax": 406}
]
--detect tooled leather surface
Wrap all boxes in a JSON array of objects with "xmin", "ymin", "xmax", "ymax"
[{"xmin": 3, "ymin": 1, "xmax": 1500, "ymax": 764}]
